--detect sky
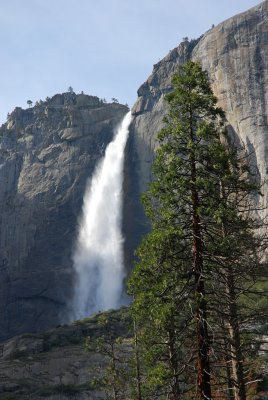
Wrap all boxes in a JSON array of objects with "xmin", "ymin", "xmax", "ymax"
[{"xmin": 0, "ymin": 0, "xmax": 262, "ymax": 125}]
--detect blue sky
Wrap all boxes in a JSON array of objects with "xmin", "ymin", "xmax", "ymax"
[{"xmin": 0, "ymin": 0, "xmax": 262, "ymax": 125}]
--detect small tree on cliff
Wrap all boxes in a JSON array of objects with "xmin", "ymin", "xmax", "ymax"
[{"xmin": 129, "ymin": 61, "xmax": 267, "ymax": 400}]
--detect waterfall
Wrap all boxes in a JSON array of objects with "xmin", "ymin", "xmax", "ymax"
[{"xmin": 71, "ymin": 111, "xmax": 132, "ymax": 320}]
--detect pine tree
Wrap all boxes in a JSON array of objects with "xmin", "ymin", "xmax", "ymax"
[
  {"xmin": 129, "ymin": 231, "xmax": 194, "ymax": 398},
  {"xmin": 206, "ymin": 159, "xmax": 268, "ymax": 399},
  {"xmin": 129, "ymin": 61, "xmax": 268, "ymax": 400},
  {"xmin": 86, "ymin": 315, "xmax": 129, "ymax": 400}
]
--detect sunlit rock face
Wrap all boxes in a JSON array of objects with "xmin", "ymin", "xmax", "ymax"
[
  {"xmin": 0, "ymin": 93, "xmax": 128, "ymax": 340},
  {"xmin": 192, "ymin": 1, "xmax": 268, "ymax": 191},
  {"xmin": 127, "ymin": 1, "xmax": 268, "ymax": 263}
]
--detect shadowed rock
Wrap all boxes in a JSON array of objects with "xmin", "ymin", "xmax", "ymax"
[{"xmin": 0, "ymin": 93, "xmax": 128, "ymax": 340}]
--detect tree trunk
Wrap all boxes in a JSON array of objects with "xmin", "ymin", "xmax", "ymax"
[
  {"xmin": 190, "ymin": 146, "xmax": 212, "ymax": 400},
  {"xmin": 224, "ymin": 337, "xmax": 235, "ymax": 400},
  {"xmin": 226, "ymin": 269, "xmax": 247, "ymax": 400},
  {"xmin": 193, "ymin": 207, "xmax": 212, "ymax": 400},
  {"xmin": 220, "ymin": 204, "xmax": 246, "ymax": 400},
  {"xmin": 168, "ymin": 317, "xmax": 180, "ymax": 399}
]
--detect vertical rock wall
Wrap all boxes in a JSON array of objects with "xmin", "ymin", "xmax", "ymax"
[
  {"xmin": 127, "ymin": 1, "xmax": 268, "ymax": 264},
  {"xmin": 0, "ymin": 93, "xmax": 128, "ymax": 340},
  {"xmin": 1, "ymin": 0, "xmax": 268, "ymax": 340}
]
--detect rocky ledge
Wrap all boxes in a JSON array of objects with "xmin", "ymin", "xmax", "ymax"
[{"xmin": 0, "ymin": 308, "xmax": 131, "ymax": 400}]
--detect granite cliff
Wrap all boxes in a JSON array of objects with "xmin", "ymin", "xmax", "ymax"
[
  {"xmin": 0, "ymin": 0, "xmax": 267, "ymax": 343},
  {"xmin": 0, "ymin": 93, "xmax": 128, "ymax": 340},
  {"xmin": 129, "ymin": 0, "xmax": 268, "ymax": 255},
  {"xmin": 1, "ymin": 1, "xmax": 268, "ymax": 398}
]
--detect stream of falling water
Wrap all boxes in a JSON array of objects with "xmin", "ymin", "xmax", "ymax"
[{"xmin": 71, "ymin": 111, "xmax": 132, "ymax": 320}]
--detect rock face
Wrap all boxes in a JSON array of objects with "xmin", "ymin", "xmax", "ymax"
[
  {"xmin": 1, "ymin": 1, "xmax": 268, "ymax": 341},
  {"xmin": 0, "ymin": 308, "xmax": 131, "ymax": 400},
  {"xmin": 0, "ymin": 93, "xmax": 128, "ymax": 340},
  {"xmin": 123, "ymin": 40, "xmax": 199, "ymax": 260},
  {"xmin": 129, "ymin": 0, "xmax": 268, "ymax": 254}
]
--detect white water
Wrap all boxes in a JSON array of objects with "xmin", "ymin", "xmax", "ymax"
[{"xmin": 71, "ymin": 111, "xmax": 132, "ymax": 320}]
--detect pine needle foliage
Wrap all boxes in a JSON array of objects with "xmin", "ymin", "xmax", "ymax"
[{"xmin": 128, "ymin": 61, "xmax": 268, "ymax": 400}]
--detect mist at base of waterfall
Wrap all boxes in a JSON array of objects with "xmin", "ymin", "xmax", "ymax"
[{"xmin": 70, "ymin": 112, "xmax": 132, "ymax": 320}]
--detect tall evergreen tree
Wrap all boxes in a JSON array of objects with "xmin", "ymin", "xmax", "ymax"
[{"xmin": 129, "ymin": 61, "xmax": 267, "ymax": 400}]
